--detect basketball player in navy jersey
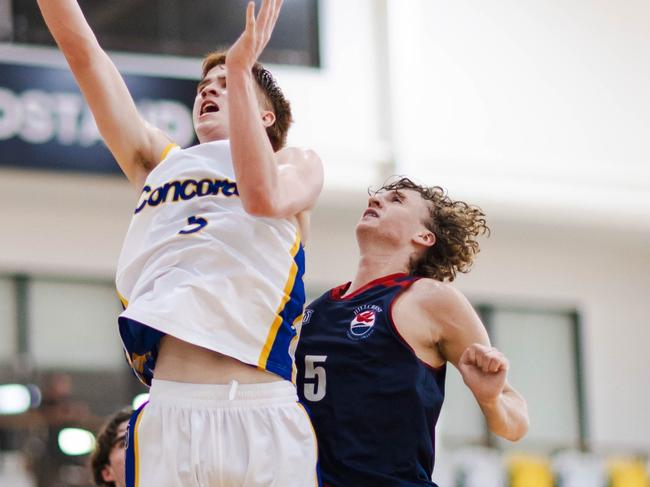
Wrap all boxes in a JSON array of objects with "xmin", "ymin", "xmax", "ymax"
[
  {"xmin": 296, "ymin": 178, "xmax": 529, "ymax": 486},
  {"xmin": 38, "ymin": 0, "xmax": 322, "ymax": 485}
]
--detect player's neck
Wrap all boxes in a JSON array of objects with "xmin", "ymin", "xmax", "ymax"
[
  {"xmin": 347, "ymin": 252, "xmax": 409, "ymax": 296},
  {"xmin": 196, "ymin": 132, "xmax": 229, "ymax": 144}
]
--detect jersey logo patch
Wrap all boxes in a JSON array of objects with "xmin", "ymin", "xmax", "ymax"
[
  {"xmin": 347, "ymin": 304, "xmax": 382, "ymax": 340},
  {"xmin": 303, "ymin": 308, "xmax": 314, "ymax": 325}
]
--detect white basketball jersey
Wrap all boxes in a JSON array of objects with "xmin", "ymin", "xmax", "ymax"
[{"xmin": 115, "ymin": 140, "xmax": 305, "ymax": 386}]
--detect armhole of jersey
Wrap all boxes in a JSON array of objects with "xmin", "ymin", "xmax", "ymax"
[
  {"xmin": 160, "ymin": 142, "xmax": 179, "ymax": 162},
  {"xmin": 387, "ymin": 277, "xmax": 446, "ymax": 372}
]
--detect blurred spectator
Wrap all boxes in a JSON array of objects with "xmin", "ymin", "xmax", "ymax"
[
  {"xmin": 608, "ymin": 457, "xmax": 649, "ymax": 487},
  {"xmin": 552, "ymin": 449, "xmax": 607, "ymax": 487},
  {"xmin": 508, "ymin": 453, "xmax": 554, "ymax": 487},
  {"xmin": 453, "ymin": 446, "xmax": 506, "ymax": 487},
  {"xmin": 90, "ymin": 408, "xmax": 131, "ymax": 487},
  {"xmin": 25, "ymin": 372, "xmax": 93, "ymax": 487}
]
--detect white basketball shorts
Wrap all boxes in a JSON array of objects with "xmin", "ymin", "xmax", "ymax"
[{"xmin": 125, "ymin": 379, "xmax": 320, "ymax": 486}]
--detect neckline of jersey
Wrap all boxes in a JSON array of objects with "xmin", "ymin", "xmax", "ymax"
[
  {"xmin": 330, "ymin": 272, "xmax": 409, "ymax": 301},
  {"xmin": 145, "ymin": 139, "xmax": 231, "ymax": 183}
]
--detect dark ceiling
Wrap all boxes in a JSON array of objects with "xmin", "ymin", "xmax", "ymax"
[{"xmin": 11, "ymin": 0, "xmax": 320, "ymax": 67}]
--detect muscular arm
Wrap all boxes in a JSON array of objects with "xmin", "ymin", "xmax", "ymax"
[
  {"xmin": 227, "ymin": 70, "xmax": 323, "ymax": 217},
  {"xmin": 425, "ymin": 283, "xmax": 529, "ymax": 441},
  {"xmin": 37, "ymin": 0, "xmax": 171, "ymax": 187},
  {"xmin": 225, "ymin": 0, "xmax": 323, "ymax": 218}
]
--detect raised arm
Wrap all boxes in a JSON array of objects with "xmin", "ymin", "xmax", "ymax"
[
  {"xmin": 225, "ymin": 0, "xmax": 323, "ymax": 218},
  {"xmin": 432, "ymin": 285, "xmax": 529, "ymax": 441},
  {"xmin": 37, "ymin": 0, "xmax": 171, "ymax": 187}
]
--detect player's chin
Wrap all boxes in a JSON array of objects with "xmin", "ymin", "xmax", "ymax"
[
  {"xmin": 355, "ymin": 219, "xmax": 380, "ymax": 238},
  {"xmin": 195, "ymin": 123, "xmax": 228, "ymax": 143}
]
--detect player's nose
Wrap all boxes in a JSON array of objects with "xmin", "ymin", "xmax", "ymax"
[
  {"xmin": 201, "ymin": 84, "xmax": 219, "ymax": 98},
  {"xmin": 368, "ymin": 195, "xmax": 382, "ymax": 208}
]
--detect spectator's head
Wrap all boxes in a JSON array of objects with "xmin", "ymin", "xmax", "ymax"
[{"xmin": 90, "ymin": 408, "xmax": 132, "ymax": 487}]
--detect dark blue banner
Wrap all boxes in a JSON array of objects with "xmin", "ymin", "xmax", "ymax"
[{"xmin": 0, "ymin": 61, "xmax": 198, "ymax": 175}]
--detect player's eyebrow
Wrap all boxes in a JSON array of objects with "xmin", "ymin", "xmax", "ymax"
[{"xmin": 112, "ymin": 433, "xmax": 127, "ymax": 448}]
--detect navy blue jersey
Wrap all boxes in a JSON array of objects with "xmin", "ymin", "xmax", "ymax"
[{"xmin": 296, "ymin": 273, "xmax": 446, "ymax": 487}]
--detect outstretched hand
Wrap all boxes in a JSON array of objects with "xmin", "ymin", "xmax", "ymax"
[
  {"xmin": 458, "ymin": 343, "xmax": 509, "ymax": 405},
  {"xmin": 227, "ymin": 0, "xmax": 283, "ymax": 72}
]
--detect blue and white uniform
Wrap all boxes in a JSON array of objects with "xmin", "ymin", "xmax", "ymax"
[
  {"xmin": 116, "ymin": 140, "xmax": 305, "ymax": 385},
  {"xmin": 116, "ymin": 140, "xmax": 318, "ymax": 486},
  {"xmin": 296, "ymin": 273, "xmax": 446, "ymax": 487}
]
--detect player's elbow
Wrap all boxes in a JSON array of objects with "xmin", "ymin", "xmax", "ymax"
[
  {"xmin": 516, "ymin": 414, "xmax": 531, "ymax": 440},
  {"xmin": 493, "ymin": 414, "xmax": 529, "ymax": 442},
  {"xmin": 241, "ymin": 195, "xmax": 287, "ymax": 219},
  {"xmin": 501, "ymin": 425, "xmax": 528, "ymax": 442},
  {"xmin": 61, "ymin": 38, "xmax": 102, "ymax": 69},
  {"xmin": 56, "ymin": 32, "xmax": 108, "ymax": 71}
]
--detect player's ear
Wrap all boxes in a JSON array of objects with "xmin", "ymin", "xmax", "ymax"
[
  {"xmin": 413, "ymin": 230, "xmax": 435, "ymax": 248},
  {"xmin": 102, "ymin": 465, "xmax": 116, "ymax": 482},
  {"xmin": 261, "ymin": 110, "xmax": 276, "ymax": 127}
]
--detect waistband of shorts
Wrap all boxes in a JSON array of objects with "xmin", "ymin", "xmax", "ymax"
[{"xmin": 148, "ymin": 378, "xmax": 298, "ymax": 408}]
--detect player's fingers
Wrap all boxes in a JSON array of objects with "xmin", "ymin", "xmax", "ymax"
[
  {"xmin": 270, "ymin": 0, "xmax": 283, "ymax": 30},
  {"xmin": 245, "ymin": 1, "xmax": 256, "ymax": 32},
  {"xmin": 472, "ymin": 343, "xmax": 492, "ymax": 354},
  {"xmin": 475, "ymin": 348, "xmax": 485, "ymax": 369},
  {"xmin": 486, "ymin": 351, "xmax": 508, "ymax": 373},
  {"xmin": 460, "ymin": 345, "xmax": 475, "ymax": 366},
  {"xmin": 496, "ymin": 354, "xmax": 509, "ymax": 372},
  {"xmin": 485, "ymin": 356, "xmax": 499, "ymax": 373},
  {"xmin": 259, "ymin": 0, "xmax": 281, "ymax": 51},
  {"xmin": 476, "ymin": 347, "xmax": 498, "ymax": 372},
  {"xmin": 484, "ymin": 353, "xmax": 499, "ymax": 372},
  {"xmin": 256, "ymin": 0, "xmax": 272, "ymax": 32}
]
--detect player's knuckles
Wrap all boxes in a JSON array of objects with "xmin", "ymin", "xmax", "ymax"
[
  {"xmin": 462, "ymin": 347, "xmax": 476, "ymax": 364},
  {"xmin": 459, "ymin": 348, "xmax": 470, "ymax": 363},
  {"xmin": 483, "ymin": 358, "xmax": 494, "ymax": 371},
  {"xmin": 474, "ymin": 353, "xmax": 484, "ymax": 367},
  {"xmin": 482, "ymin": 359, "xmax": 493, "ymax": 372},
  {"xmin": 471, "ymin": 343, "xmax": 489, "ymax": 353}
]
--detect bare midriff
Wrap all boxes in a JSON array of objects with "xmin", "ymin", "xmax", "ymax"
[{"xmin": 154, "ymin": 335, "xmax": 281, "ymax": 384}]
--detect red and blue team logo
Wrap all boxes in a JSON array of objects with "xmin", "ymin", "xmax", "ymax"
[
  {"xmin": 347, "ymin": 304, "xmax": 382, "ymax": 340},
  {"xmin": 302, "ymin": 308, "xmax": 314, "ymax": 325}
]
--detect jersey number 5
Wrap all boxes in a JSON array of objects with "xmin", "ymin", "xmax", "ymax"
[
  {"xmin": 303, "ymin": 355, "xmax": 327, "ymax": 402},
  {"xmin": 179, "ymin": 216, "xmax": 207, "ymax": 235}
]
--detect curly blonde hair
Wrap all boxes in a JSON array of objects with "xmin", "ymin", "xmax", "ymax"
[{"xmin": 376, "ymin": 177, "xmax": 490, "ymax": 282}]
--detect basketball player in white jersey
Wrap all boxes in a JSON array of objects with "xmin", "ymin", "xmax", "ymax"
[{"xmin": 37, "ymin": 0, "xmax": 323, "ymax": 485}]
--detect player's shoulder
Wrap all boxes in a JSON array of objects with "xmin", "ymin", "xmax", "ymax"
[
  {"xmin": 407, "ymin": 278, "xmax": 470, "ymax": 313},
  {"xmin": 277, "ymin": 146, "xmax": 322, "ymax": 167}
]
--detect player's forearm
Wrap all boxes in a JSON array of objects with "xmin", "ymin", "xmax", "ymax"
[
  {"xmin": 479, "ymin": 388, "xmax": 529, "ymax": 441},
  {"xmin": 226, "ymin": 68, "xmax": 282, "ymax": 216},
  {"xmin": 39, "ymin": 0, "xmax": 159, "ymax": 186},
  {"xmin": 37, "ymin": 0, "xmax": 100, "ymax": 65}
]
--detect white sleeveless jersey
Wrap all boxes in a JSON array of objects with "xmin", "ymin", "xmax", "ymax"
[{"xmin": 115, "ymin": 140, "xmax": 305, "ymax": 386}]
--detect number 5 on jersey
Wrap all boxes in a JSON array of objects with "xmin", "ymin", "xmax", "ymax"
[
  {"xmin": 303, "ymin": 355, "xmax": 327, "ymax": 402},
  {"xmin": 179, "ymin": 216, "xmax": 207, "ymax": 235}
]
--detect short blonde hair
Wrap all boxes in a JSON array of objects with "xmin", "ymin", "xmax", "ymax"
[{"xmin": 201, "ymin": 51, "xmax": 293, "ymax": 151}]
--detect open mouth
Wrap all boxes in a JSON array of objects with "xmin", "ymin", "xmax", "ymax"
[
  {"xmin": 200, "ymin": 101, "xmax": 220, "ymax": 115},
  {"xmin": 363, "ymin": 209, "xmax": 379, "ymax": 218}
]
